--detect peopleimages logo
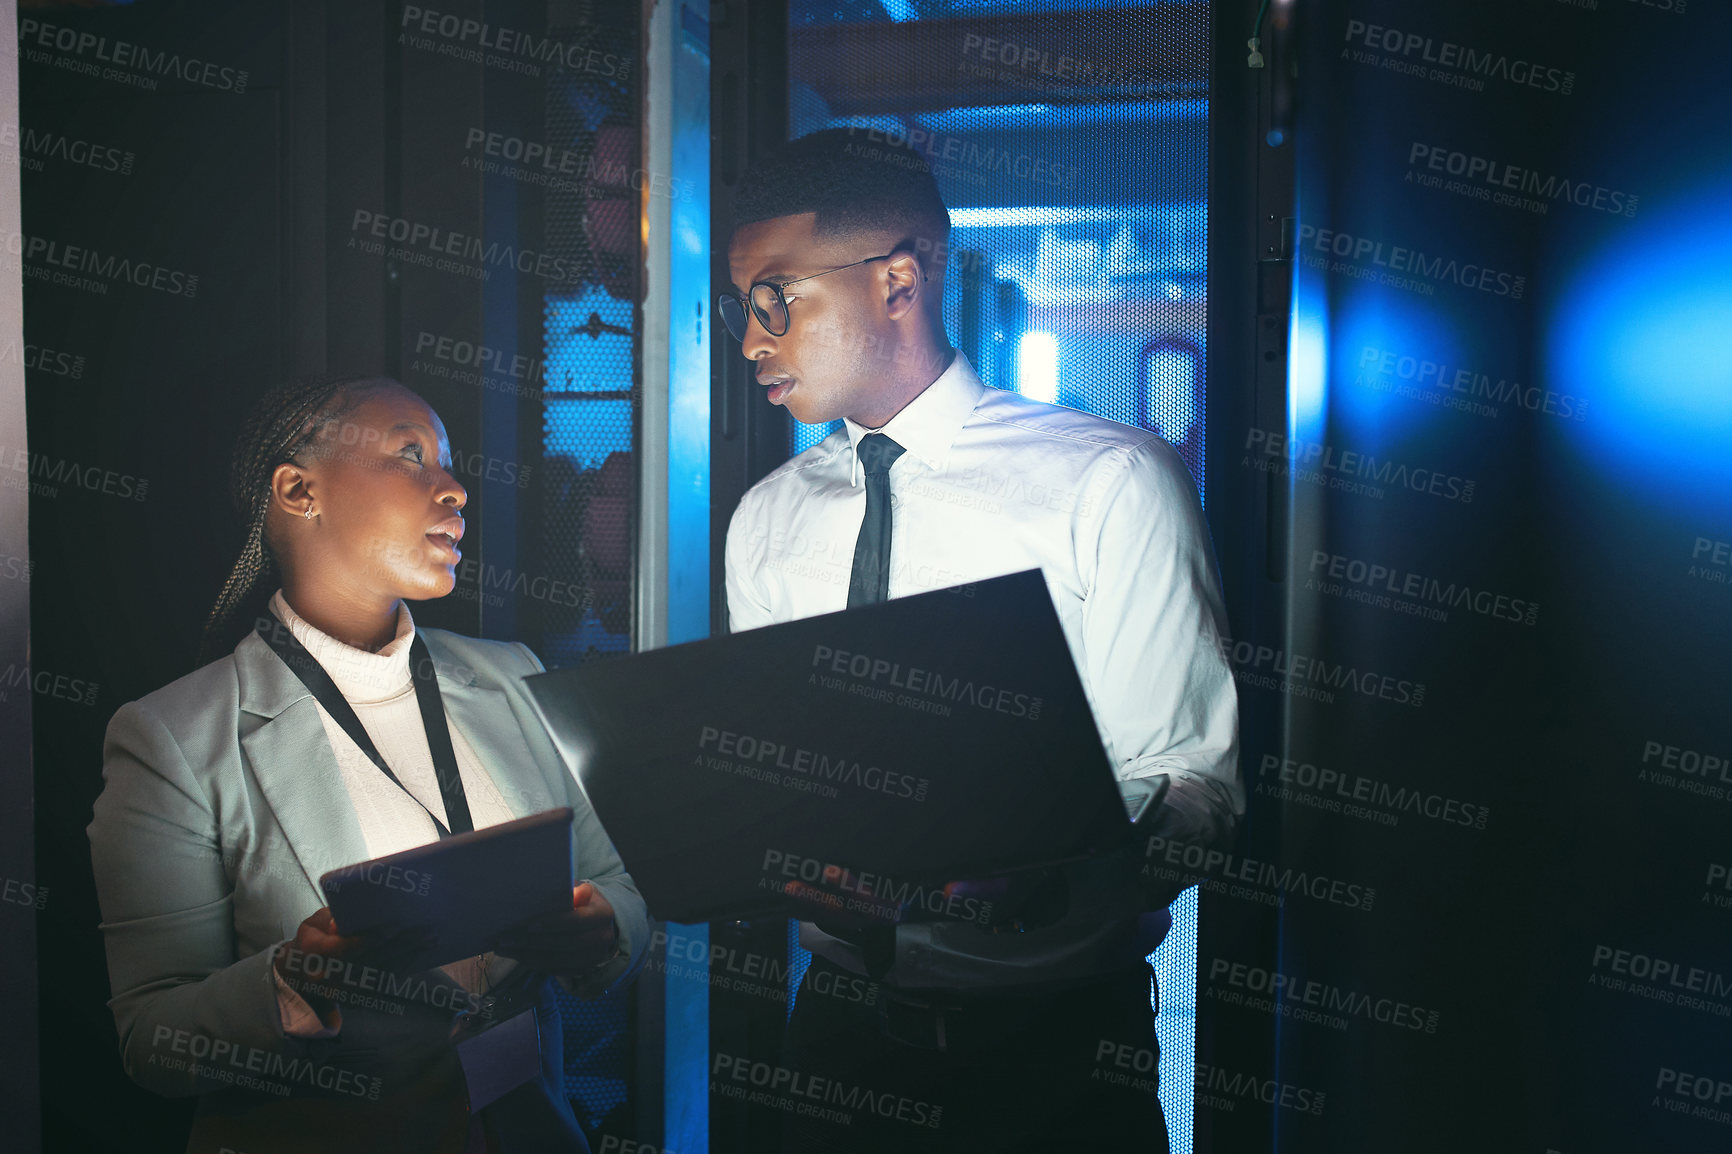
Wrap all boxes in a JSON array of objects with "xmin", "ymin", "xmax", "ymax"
[
  {"xmin": 1590, "ymin": 945, "xmax": 1732, "ymax": 1000},
  {"xmin": 698, "ymin": 725, "xmax": 930, "ymax": 802},
  {"xmin": 455, "ymin": 558, "xmax": 586, "ymax": 608},
  {"xmin": 462, "ymin": 128, "xmax": 691, "ymax": 201},
  {"xmin": 1244, "ymin": 427, "xmax": 1475, "ymax": 504},
  {"xmin": 0, "ymin": 338, "xmax": 86, "ymax": 380},
  {"xmin": 1654, "ymin": 1066, "xmax": 1732, "ymax": 1127},
  {"xmin": 1256, "ymin": 753, "xmax": 1491, "ymax": 831},
  {"xmin": 346, "ymin": 861, "xmax": 431, "ymax": 897},
  {"xmin": 646, "ymin": 926, "xmax": 880, "ymax": 1008},
  {"xmin": 1639, "ymin": 738, "xmax": 1732, "ymax": 805},
  {"xmin": 596, "ymin": 1139, "xmax": 678, "ymax": 1154},
  {"xmin": 1407, "ymin": 142, "xmax": 1638, "ymax": 217},
  {"xmin": 842, "ymin": 124, "xmax": 1081, "ymax": 192},
  {"xmin": 350, "ymin": 210, "xmax": 574, "ymax": 283},
  {"xmin": 1341, "ymin": 19, "xmax": 1575, "ymax": 95},
  {"xmin": 1207, "ymin": 957, "xmax": 1441, "ymax": 1034},
  {"xmin": 0, "ymin": 664, "xmax": 101, "ymax": 707},
  {"xmin": 413, "ymin": 330, "xmax": 547, "ymax": 397},
  {"xmin": 1307, "ymin": 549, "xmax": 1539, "ymax": 626},
  {"xmin": 1218, "ymin": 634, "xmax": 1426, "ymax": 708},
  {"xmin": 3, "ymin": 232, "xmax": 197, "ymax": 298},
  {"xmin": 1690, "ymin": 536, "xmax": 1732, "ymax": 588},
  {"xmin": 0, "ymin": 123, "xmax": 134, "ymax": 176},
  {"xmin": 148, "ymin": 1026, "xmax": 381, "ymax": 1100},
  {"xmin": 810, "ymin": 643, "xmax": 1043, "ymax": 721},
  {"xmin": 1706, "ymin": 862, "xmax": 1732, "ymax": 910},
  {"xmin": 1194, "ymin": 1061, "xmax": 1327, "ymax": 1117},
  {"xmin": 399, "ymin": 6, "xmax": 630, "ymax": 79},
  {"xmin": 1143, "ymin": 835, "xmax": 1377, "ymax": 912},
  {"xmin": 943, "ymin": 462, "xmax": 1095, "ymax": 516},
  {"xmin": 1589, "ymin": 944, "xmax": 1732, "ymax": 1023},
  {"xmin": 1356, "ymin": 345, "xmax": 1588, "ymax": 423},
  {"xmin": 18, "ymin": 19, "xmax": 250, "ymax": 93},
  {"xmin": 958, "ymin": 32, "xmax": 1161, "ymax": 94},
  {"xmin": 1, "ymin": 876, "xmax": 48, "ymax": 911},
  {"xmin": 1623, "ymin": 0, "xmax": 1687, "ymax": 16},
  {"xmin": 0, "ymin": 444, "xmax": 149, "ymax": 503},
  {"xmin": 1297, "ymin": 224, "xmax": 1525, "ymax": 299},
  {"xmin": 761, "ymin": 849, "xmax": 993, "ymax": 926},
  {"xmin": 711, "ymin": 1053, "xmax": 942, "ymax": 1129}
]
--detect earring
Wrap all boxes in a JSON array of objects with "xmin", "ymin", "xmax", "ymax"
[{"xmin": 304, "ymin": 506, "xmax": 315, "ymax": 520}]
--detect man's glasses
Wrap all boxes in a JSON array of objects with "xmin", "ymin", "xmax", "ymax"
[{"xmin": 717, "ymin": 252, "xmax": 901, "ymax": 342}]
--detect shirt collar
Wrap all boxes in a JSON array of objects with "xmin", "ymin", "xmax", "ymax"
[
  {"xmin": 267, "ymin": 589, "xmax": 417, "ymax": 705},
  {"xmin": 841, "ymin": 349, "xmax": 986, "ymax": 486}
]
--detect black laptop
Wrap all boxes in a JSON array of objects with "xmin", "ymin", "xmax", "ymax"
[{"xmin": 522, "ymin": 569, "xmax": 1132, "ymax": 924}]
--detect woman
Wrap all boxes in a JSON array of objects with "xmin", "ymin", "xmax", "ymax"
[{"xmin": 87, "ymin": 375, "xmax": 647, "ymax": 1154}]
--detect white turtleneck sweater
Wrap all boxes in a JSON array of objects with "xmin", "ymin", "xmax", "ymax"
[{"xmin": 267, "ymin": 590, "xmax": 521, "ymax": 1037}]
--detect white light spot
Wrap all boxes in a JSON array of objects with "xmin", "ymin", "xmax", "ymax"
[{"xmin": 1019, "ymin": 332, "xmax": 1058, "ymax": 403}]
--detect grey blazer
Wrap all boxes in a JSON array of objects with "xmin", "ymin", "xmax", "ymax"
[{"xmin": 87, "ymin": 625, "xmax": 649, "ymax": 1154}]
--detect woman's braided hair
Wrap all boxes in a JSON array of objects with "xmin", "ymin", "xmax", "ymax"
[{"xmin": 197, "ymin": 374, "xmax": 394, "ymax": 665}]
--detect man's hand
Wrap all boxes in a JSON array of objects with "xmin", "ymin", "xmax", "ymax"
[
  {"xmin": 938, "ymin": 871, "xmax": 1069, "ymax": 932},
  {"xmin": 779, "ymin": 878, "xmax": 902, "ymax": 931},
  {"xmin": 495, "ymin": 882, "xmax": 619, "ymax": 978}
]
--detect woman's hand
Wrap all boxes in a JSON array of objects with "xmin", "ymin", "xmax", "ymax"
[
  {"xmin": 494, "ymin": 882, "xmax": 619, "ymax": 978},
  {"xmin": 272, "ymin": 906, "xmax": 430, "ymax": 984}
]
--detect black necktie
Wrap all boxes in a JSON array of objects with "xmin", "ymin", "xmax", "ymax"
[
  {"xmin": 825, "ymin": 433, "xmax": 907, "ymax": 980},
  {"xmin": 847, "ymin": 433, "xmax": 906, "ymax": 608}
]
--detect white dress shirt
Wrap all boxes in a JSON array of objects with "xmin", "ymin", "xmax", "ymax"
[
  {"xmin": 267, "ymin": 590, "xmax": 520, "ymax": 1035},
  {"xmin": 724, "ymin": 350, "xmax": 1240, "ymax": 988}
]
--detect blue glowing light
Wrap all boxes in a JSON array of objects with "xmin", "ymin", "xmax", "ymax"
[
  {"xmin": 1547, "ymin": 183, "xmax": 1732, "ymax": 506},
  {"xmin": 1289, "ymin": 277, "xmax": 1329, "ymax": 446},
  {"xmin": 1328, "ymin": 291, "xmax": 1466, "ymax": 442}
]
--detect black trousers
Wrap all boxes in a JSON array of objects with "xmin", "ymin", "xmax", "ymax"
[{"xmin": 775, "ymin": 957, "xmax": 1171, "ymax": 1154}]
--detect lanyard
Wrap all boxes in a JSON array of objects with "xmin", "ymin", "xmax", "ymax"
[{"xmin": 257, "ymin": 612, "xmax": 474, "ymax": 838}]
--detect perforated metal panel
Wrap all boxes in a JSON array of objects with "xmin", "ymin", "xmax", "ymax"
[
  {"xmin": 540, "ymin": 6, "xmax": 641, "ymax": 1125},
  {"xmin": 1150, "ymin": 884, "xmax": 1201, "ymax": 1145},
  {"xmin": 540, "ymin": 21, "xmax": 640, "ymax": 672},
  {"xmin": 786, "ymin": 917, "xmax": 811, "ymax": 1017}
]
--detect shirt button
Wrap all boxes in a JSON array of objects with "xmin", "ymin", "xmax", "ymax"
[{"xmin": 890, "ymin": 495, "xmax": 901, "ymax": 508}]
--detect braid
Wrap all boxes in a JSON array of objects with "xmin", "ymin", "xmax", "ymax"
[{"xmin": 196, "ymin": 374, "xmax": 393, "ymax": 666}]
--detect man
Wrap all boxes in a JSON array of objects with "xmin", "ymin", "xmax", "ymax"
[{"xmin": 722, "ymin": 128, "xmax": 1240, "ymax": 1153}]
